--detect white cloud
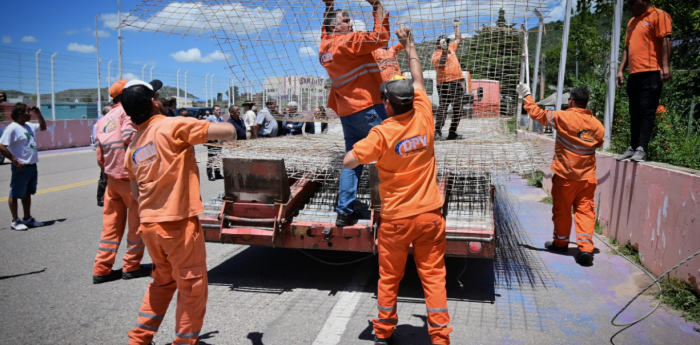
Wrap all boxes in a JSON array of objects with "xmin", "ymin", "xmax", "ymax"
[
  {"xmin": 123, "ymin": 73, "xmax": 139, "ymax": 81},
  {"xmin": 22, "ymin": 36, "xmax": 37, "ymax": 42},
  {"xmin": 103, "ymin": 2, "xmax": 284, "ymax": 36},
  {"xmin": 170, "ymin": 48, "xmax": 230, "ymax": 63},
  {"xmin": 94, "ymin": 30, "xmax": 111, "ymax": 38},
  {"xmin": 67, "ymin": 42, "xmax": 97, "ymax": 54},
  {"xmin": 301, "ymin": 29, "xmax": 322, "ymax": 49},
  {"xmin": 545, "ymin": 0, "xmax": 576, "ymax": 23},
  {"xmin": 66, "ymin": 29, "xmax": 79, "ymax": 35},
  {"xmin": 2, "ymin": 36, "xmax": 10, "ymax": 44},
  {"xmin": 299, "ymin": 46, "xmax": 316, "ymax": 58},
  {"xmin": 353, "ymin": 19, "xmax": 367, "ymax": 32}
]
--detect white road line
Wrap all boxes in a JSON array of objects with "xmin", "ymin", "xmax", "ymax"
[{"xmin": 312, "ymin": 259, "xmax": 375, "ymax": 345}]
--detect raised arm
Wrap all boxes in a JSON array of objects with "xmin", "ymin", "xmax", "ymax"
[
  {"xmin": 368, "ymin": 0, "xmax": 385, "ymax": 25},
  {"xmin": 323, "ymin": 0, "xmax": 334, "ymax": 18},
  {"xmin": 396, "ymin": 27, "xmax": 423, "ymax": 90},
  {"xmin": 453, "ymin": 20, "xmax": 462, "ymax": 46},
  {"xmin": 31, "ymin": 106, "xmax": 47, "ymax": 131}
]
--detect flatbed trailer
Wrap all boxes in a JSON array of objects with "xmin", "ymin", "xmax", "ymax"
[{"xmin": 200, "ymin": 157, "xmax": 496, "ymax": 259}]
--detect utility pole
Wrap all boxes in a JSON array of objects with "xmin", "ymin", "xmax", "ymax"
[
  {"xmin": 118, "ymin": 0, "xmax": 123, "ymax": 79},
  {"xmin": 142, "ymin": 65, "xmax": 147, "ymax": 81},
  {"xmin": 107, "ymin": 60, "xmax": 113, "ymax": 87},
  {"xmin": 176, "ymin": 69, "xmax": 181, "ymax": 108},
  {"xmin": 36, "ymin": 49, "xmax": 41, "ymax": 110},
  {"xmin": 604, "ymin": 0, "xmax": 623, "ymax": 149},
  {"xmin": 554, "ymin": 0, "xmax": 574, "ymax": 139},
  {"xmin": 51, "ymin": 52, "xmax": 57, "ymax": 121},
  {"xmin": 530, "ymin": 9, "xmax": 545, "ymax": 131},
  {"xmin": 211, "ymin": 74, "xmax": 215, "ymax": 107},
  {"xmin": 205, "ymin": 74, "xmax": 209, "ymax": 107},
  {"xmin": 96, "ymin": 14, "xmax": 102, "ymax": 116},
  {"xmin": 185, "ymin": 71, "xmax": 189, "ymax": 107},
  {"xmin": 150, "ymin": 65, "xmax": 155, "ymax": 80}
]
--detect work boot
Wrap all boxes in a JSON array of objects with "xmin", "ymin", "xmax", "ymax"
[
  {"xmin": 446, "ymin": 131, "xmax": 463, "ymax": 140},
  {"xmin": 374, "ymin": 335, "xmax": 394, "ymax": 345},
  {"xmin": 544, "ymin": 241, "xmax": 568, "ymax": 253},
  {"xmin": 93, "ymin": 269, "xmax": 123, "ymax": 284},
  {"xmin": 336, "ymin": 213, "xmax": 352, "ymax": 227},
  {"xmin": 576, "ymin": 251, "xmax": 593, "ymax": 266},
  {"xmin": 630, "ymin": 147, "xmax": 646, "ymax": 162},
  {"xmin": 616, "ymin": 146, "xmax": 635, "ymax": 161},
  {"xmin": 97, "ymin": 198, "xmax": 104, "ymax": 207},
  {"xmin": 123, "ymin": 264, "xmax": 154, "ymax": 280},
  {"xmin": 435, "ymin": 130, "xmax": 443, "ymax": 141}
]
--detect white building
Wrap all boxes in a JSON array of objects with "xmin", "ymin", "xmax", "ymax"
[{"xmin": 264, "ymin": 75, "xmax": 327, "ymax": 110}]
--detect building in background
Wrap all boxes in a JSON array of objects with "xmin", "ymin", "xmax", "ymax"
[{"xmin": 264, "ymin": 76, "xmax": 326, "ymax": 110}]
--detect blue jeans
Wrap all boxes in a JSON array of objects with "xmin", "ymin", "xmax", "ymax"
[{"xmin": 336, "ymin": 104, "xmax": 388, "ymax": 215}]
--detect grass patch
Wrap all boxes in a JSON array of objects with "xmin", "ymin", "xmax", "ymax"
[
  {"xmin": 594, "ymin": 218, "xmax": 603, "ymax": 235},
  {"xmin": 526, "ymin": 170, "xmax": 544, "ymax": 188},
  {"xmin": 616, "ymin": 242, "xmax": 641, "ymax": 265},
  {"xmin": 506, "ymin": 117, "xmax": 517, "ymax": 133},
  {"xmin": 655, "ymin": 277, "xmax": 700, "ymax": 324},
  {"xmin": 540, "ymin": 195, "xmax": 553, "ymax": 205}
]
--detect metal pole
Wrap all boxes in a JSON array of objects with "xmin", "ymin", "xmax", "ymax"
[
  {"xmin": 554, "ymin": 0, "xmax": 574, "ymax": 139},
  {"xmin": 150, "ymin": 65, "xmax": 154, "ymax": 80},
  {"xmin": 51, "ymin": 52, "xmax": 57, "ymax": 121},
  {"xmin": 96, "ymin": 14, "xmax": 101, "ymax": 117},
  {"xmin": 107, "ymin": 60, "xmax": 113, "ymax": 85},
  {"xmin": 603, "ymin": 0, "xmax": 623, "ymax": 149},
  {"xmin": 232, "ymin": 77, "xmax": 235, "ymax": 106},
  {"xmin": 211, "ymin": 74, "xmax": 215, "ymax": 107},
  {"xmin": 228, "ymin": 75, "xmax": 231, "ymax": 108},
  {"xmin": 185, "ymin": 71, "xmax": 189, "ymax": 107},
  {"xmin": 689, "ymin": 98, "xmax": 696, "ymax": 138},
  {"xmin": 516, "ymin": 24, "xmax": 528, "ymax": 120},
  {"xmin": 118, "ymin": 0, "xmax": 122, "ymax": 79},
  {"xmin": 531, "ymin": 11, "xmax": 545, "ymax": 131},
  {"xmin": 35, "ymin": 49, "xmax": 41, "ymax": 110},
  {"xmin": 142, "ymin": 65, "xmax": 147, "ymax": 81},
  {"xmin": 176, "ymin": 69, "xmax": 181, "ymax": 108},
  {"xmin": 205, "ymin": 74, "xmax": 209, "ymax": 107}
]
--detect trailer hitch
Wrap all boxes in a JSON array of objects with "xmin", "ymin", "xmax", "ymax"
[{"xmin": 321, "ymin": 227, "xmax": 333, "ymax": 242}]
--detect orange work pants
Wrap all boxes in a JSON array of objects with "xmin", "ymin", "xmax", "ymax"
[
  {"xmin": 128, "ymin": 216, "xmax": 208, "ymax": 345},
  {"xmin": 551, "ymin": 174, "xmax": 596, "ymax": 253},
  {"xmin": 373, "ymin": 209, "xmax": 452, "ymax": 345},
  {"xmin": 93, "ymin": 177, "xmax": 144, "ymax": 276}
]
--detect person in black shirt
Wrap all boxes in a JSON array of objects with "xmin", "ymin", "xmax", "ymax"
[{"xmin": 227, "ymin": 105, "xmax": 247, "ymax": 140}]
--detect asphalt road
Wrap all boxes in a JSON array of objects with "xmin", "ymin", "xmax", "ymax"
[{"xmin": 0, "ymin": 146, "xmax": 699, "ymax": 344}]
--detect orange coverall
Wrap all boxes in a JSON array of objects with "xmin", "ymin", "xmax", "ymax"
[
  {"xmin": 352, "ymin": 89, "xmax": 451, "ymax": 344},
  {"xmin": 372, "ymin": 42, "xmax": 404, "ymax": 81},
  {"xmin": 93, "ymin": 105, "xmax": 144, "ymax": 276},
  {"xmin": 125, "ymin": 115, "xmax": 211, "ymax": 345},
  {"xmin": 523, "ymin": 96, "xmax": 605, "ymax": 253}
]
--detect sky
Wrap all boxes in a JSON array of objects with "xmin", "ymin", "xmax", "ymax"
[{"xmin": 0, "ymin": 0, "xmax": 572, "ymax": 97}]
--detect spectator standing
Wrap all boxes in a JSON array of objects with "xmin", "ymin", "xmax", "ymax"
[
  {"xmin": 305, "ymin": 106, "xmax": 329, "ymax": 134},
  {"xmin": 205, "ymin": 105, "xmax": 225, "ymax": 180},
  {"xmin": 615, "ymin": 0, "xmax": 673, "ymax": 162},
  {"xmin": 242, "ymin": 100, "xmax": 257, "ymax": 138},
  {"xmin": 431, "ymin": 22, "xmax": 466, "ymax": 141},
  {"xmin": 0, "ymin": 103, "xmax": 47, "ymax": 231},
  {"xmin": 254, "ymin": 101, "xmax": 279, "ymax": 138},
  {"xmin": 179, "ymin": 107, "xmax": 189, "ymax": 117},
  {"xmin": 227, "ymin": 105, "xmax": 247, "ymax": 140},
  {"xmin": 282, "ymin": 101, "xmax": 304, "ymax": 135},
  {"xmin": 96, "ymin": 104, "xmax": 113, "ymax": 207}
]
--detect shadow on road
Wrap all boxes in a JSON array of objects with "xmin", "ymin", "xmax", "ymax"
[
  {"xmin": 38, "ymin": 218, "xmax": 67, "ymax": 227},
  {"xmin": 357, "ymin": 316, "xmax": 432, "ymax": 344},
  {"xmin": 0, "ymin": 268, "xmax": 46, "ymax": 280}
]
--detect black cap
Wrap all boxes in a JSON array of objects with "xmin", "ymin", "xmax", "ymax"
[
  {"xmin": 379, "ymin": 76, "xmax": 414, "ymax": 105},
  {"xmin": 149, "ymin": 79, "xmax": 163, "ymax": 93}
]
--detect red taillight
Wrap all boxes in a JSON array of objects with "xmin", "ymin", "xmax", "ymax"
[{"xmin": 468, "ymin": 241, "xmax": 483, "ymax": 254}]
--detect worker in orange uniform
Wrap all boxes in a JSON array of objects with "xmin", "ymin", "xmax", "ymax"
[
  {"xmin": 516, "ymin": 83, "xmax": 605, "ymax": 266},
  {"xmin": 431, "ymin": 20, "xmax": 466, "ymax": 141},
  {"xmin": 92, "ymin": 80, "xmax": 151, "ymax": 284},
  {"xmin": 121, "ymin": 79, "xmax": 236, "ymax": 345},
  {"xmin": 344, "ymin": 26, "xmax": 451, "ymax": 345},
  {"xmin": 320, "ymin": 0, "xmax": 390, "ymax": 227},
  {"xmin": 615, "ymin": 0, "xmax": 672, "ymax": 163},
  {"xmin": 373, "ymin": 42, "xmax": 404, "ymax": 81}
]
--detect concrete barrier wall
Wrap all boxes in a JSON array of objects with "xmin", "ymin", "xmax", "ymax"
[
  {"xmin": 518, "ymin": 130, "xmax": 700, "ymax": 292},
  {"xmin": 0, "ymin": 119, "xmax": 95, "ymax": 151}
]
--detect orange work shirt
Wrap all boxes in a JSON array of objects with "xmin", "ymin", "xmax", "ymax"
[
  {"xmin": 320, "ymin": 12, "xmax": 390, "ymax": 117},
  {"xmin": 431, "ymin": 41, "xmax": 465, "ymax": 85},
  {"xmin": 124, "ymin": 115, "xmax": 211, "ymax": 223},
  {"xmin": 95, "ymin": 104, "xmax": 137, "ymax": 179},
  {"xmin": 352, "ymin": 88, "xmax": 444, "ymax": 220},
  {"xmin": 523, "ymin": 96, "xmax": 605, "ymax": 182},
  {"xmin": 372, "ymin": 42, "xmax": 404, "ymax": 81},
  {"xmin": 625, "ymin": 6, "xmax": 672, "ymax": 74}
]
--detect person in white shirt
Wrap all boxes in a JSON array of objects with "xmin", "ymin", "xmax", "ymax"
[
  {"xmin": 205, "ymin": 105, "xmax": 225, "ymax": 180},
  {"xmin": 242, "ymin": 100, "xmax": 257, "ymax": 138},
  {"xmin": 0, "ymin": 103, "xmax": 48, "ymax": 230},
  {"xmin": 305, "ymin": 106, "xmax": 329, "ymax": 135}
]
